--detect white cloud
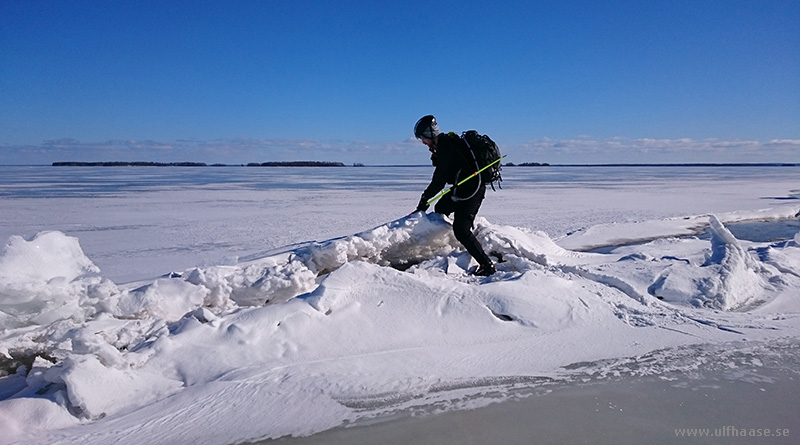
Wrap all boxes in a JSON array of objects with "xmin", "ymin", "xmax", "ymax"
[
  {"xmin": 767, "ymin": 139, "xmax": 800, "ymax": 146},
  {"xmin": 0, "ymin": 138, "xmax": 426, "ymax": 166},
  {"xmin": 2, "ymin": 136, "xmax": 799, "ymax": 166},
  {"xmin": 510, "ymin": 137, "xmax": 800, "ymax": 164}
]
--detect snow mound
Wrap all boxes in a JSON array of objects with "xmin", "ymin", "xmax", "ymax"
[
  {"xmin": 1, "ymin": 211, "xmax": 799, "ymax": 444},
  {"xmin": 0, "ymin": 232, "xmax": 118, "ymax": 329},
  {"xmin": 175, "ymin": 212, "xmax": 460, "ymax": 309},
  {"xmin": 0, "ymin": 231, "xmax": 98, "ymax": 283},
  {"xmin": 645, "ymin": 216, "xmax": 769, "ymax": 310},
  {"xmin": 1, "ymin": 212, "xmax": 795, "ymax": 333},
  {"xmin": 575, "ymin": 215, "xmax": 784, "ymax": 311}
]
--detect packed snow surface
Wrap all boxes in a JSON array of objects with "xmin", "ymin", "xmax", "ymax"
[{"xmin": 1, "ymin": 203, "xmax": 800, "ymax": 444}]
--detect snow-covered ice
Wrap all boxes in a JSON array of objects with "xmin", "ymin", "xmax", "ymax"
[{"xmin": 0, "ymin": 166, "xmax": 799, "ymax": 444}]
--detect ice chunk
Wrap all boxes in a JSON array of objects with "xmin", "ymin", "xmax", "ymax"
[{"xmin": 0, "ymin": 232, "xmax": 117, "ymax": 329}]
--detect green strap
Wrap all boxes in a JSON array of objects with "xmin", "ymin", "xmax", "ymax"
[{"xmin": 423, "ymin": 155, "xmax": 506, "ymax": 206}]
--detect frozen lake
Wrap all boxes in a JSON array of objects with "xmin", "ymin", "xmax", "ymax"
[{"xmin": 3, "ymin": 164, "xmax": 798, "ymax": 282}]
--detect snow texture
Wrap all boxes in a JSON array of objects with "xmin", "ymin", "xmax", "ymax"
[{"xmin": 1, "ymin": 203, "xmax": 800, "ymax": 444}]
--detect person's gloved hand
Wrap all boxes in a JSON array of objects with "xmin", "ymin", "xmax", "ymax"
[{"xmin": 416, "ymin": 196, "xmax": 429, "ymax": 213}]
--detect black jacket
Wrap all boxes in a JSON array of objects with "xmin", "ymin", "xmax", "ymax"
[{"xmin": 421, "ymin": 132, "xmax": 482, "ymax": 202}]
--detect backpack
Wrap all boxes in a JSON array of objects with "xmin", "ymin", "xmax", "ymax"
[{"xmin": 461, "ymin": 130, "xmax": 503, "ymax": 190}]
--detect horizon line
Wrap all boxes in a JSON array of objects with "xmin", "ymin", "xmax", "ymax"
[{"xmin": 1, "ymin": 162, "xmax": 799, "ymax": 168}]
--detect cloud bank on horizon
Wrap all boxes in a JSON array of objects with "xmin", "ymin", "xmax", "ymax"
[{"xmin": 2, "ymin": 137, "xmax": 800, "ymax": 166}]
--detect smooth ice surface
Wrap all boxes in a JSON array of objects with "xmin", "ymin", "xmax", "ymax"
[{"xmin": 0, "ymin": 166, "xmax": 799, "ymax": 445}]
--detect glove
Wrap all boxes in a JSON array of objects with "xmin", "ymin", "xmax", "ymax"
[{"xmin": 416, "ymin": 196, "xmax": 429, "ymax": 213}]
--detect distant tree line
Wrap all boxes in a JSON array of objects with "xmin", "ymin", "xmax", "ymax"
[
  {"xmin": 53, "ymin": 161, "xmax": 347, "ymax": 167},
  {"xmin": 53, "ymin": 161, "xmax": 208, "ymax": 167},
  {"xmin": 504, "ymin": 162, "xmax": 550, "ymax": 166},
  {"xmin": 246, "ymin": 161, "xmax": 346, "ymax": 167}
]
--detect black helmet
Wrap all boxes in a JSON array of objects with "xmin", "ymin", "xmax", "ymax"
[{"xmin": 414, "ymin": 115, "xmax": 441, "ymax": 140}]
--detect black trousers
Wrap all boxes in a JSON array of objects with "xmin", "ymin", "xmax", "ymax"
[{"xmin": 434, "ymin": 185, "xmax": 493, "ymax": 266}]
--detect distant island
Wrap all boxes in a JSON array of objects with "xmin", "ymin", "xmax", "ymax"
[
  {"xmin": 246, "ymin": 161, "xmax": 345, "ymax": 167},
  {"xmin": 53, "ymin": 161, "xmax": 208, "ymax": 167},
  {"xmin": 53, "ymin": 161, "xmax": 347, "ymax": 167},
  {"xmin": 505, "ymin": 162, "xmax": 550, "ymax": 167}
]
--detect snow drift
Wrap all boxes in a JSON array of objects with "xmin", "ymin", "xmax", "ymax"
[{"xmin": 1, "ymin": 210, "xmax": 799, "ymax": 444}]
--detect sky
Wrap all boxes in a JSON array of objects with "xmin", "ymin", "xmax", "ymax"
[{"xmin": 1, "ymin": 0, "xmax": 798, "ymax": 165}]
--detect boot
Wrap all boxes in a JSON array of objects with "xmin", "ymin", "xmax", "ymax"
[{"xmin": 472, "ymin": 263, "xmax": 496, "ymax": 277}]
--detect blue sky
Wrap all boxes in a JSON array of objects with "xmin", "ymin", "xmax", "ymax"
[{"xmin": 1, "ymin": 0, "xmax": 798, "ymax": 165}]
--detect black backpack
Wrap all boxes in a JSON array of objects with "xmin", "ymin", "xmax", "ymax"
[{"xmin": 461, "ymin": 130, "xmax": 503, "ymax": 190}]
